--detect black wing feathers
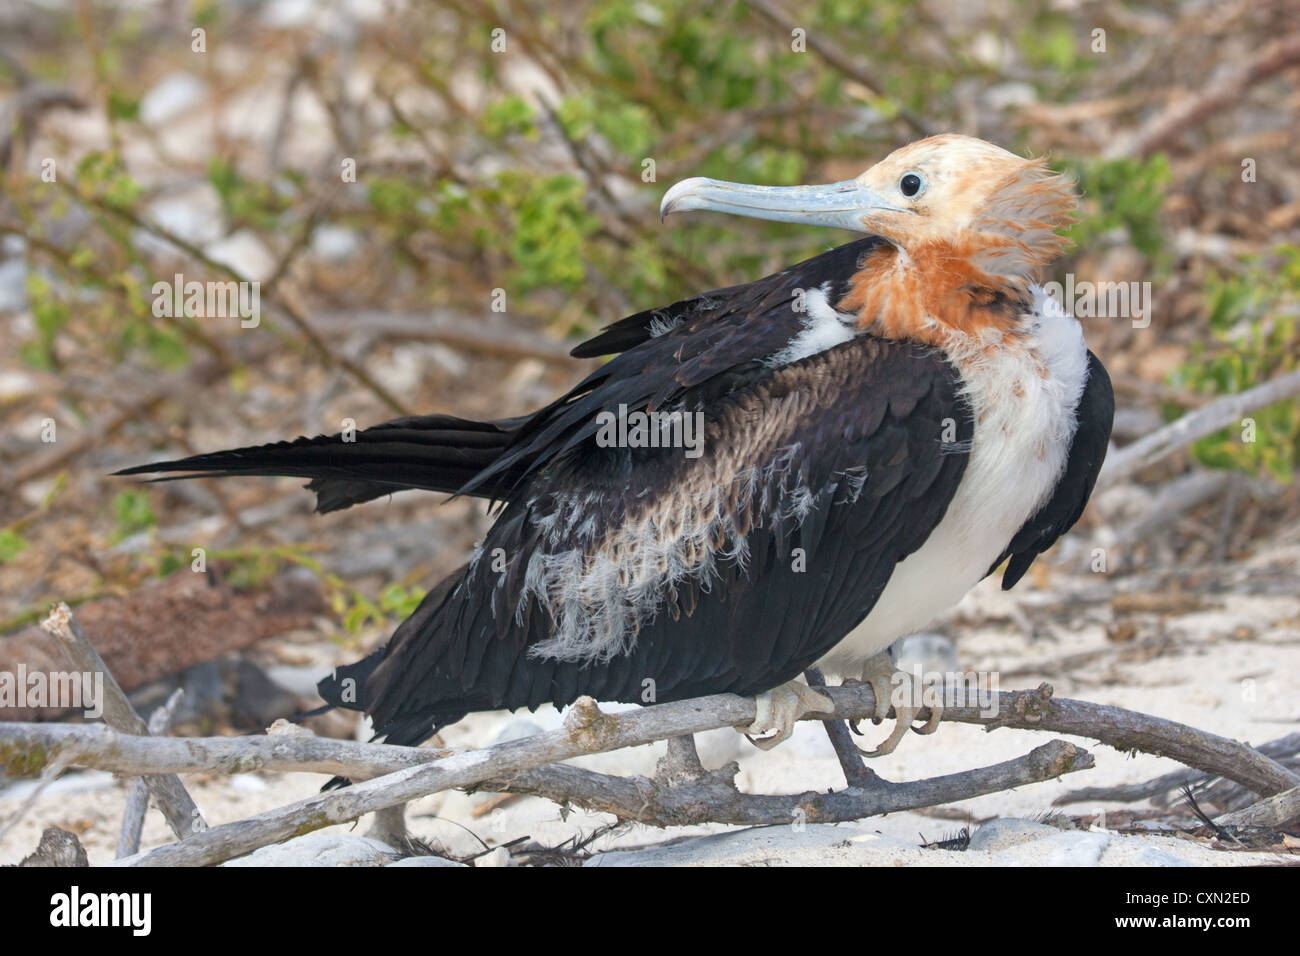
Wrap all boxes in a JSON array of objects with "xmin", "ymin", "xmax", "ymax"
[
  {"xmin": 116, "ymin": 414, "xmax": 529, "ymax": 513},
  {"xmin": 354, "ymin": 337, "xmax": 972, "ymax": 747},
  {"xmin": 570, "ymin": 237, "xmax": 885, "ymax": 357}
]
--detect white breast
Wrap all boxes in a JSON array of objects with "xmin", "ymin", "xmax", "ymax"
[{"xmin": 817, "ymin": 286, "xmax": 1091, "ymax": 675}]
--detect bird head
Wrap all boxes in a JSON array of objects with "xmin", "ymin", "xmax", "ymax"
[{"xmin": 661, "ymin": 134, "xmax": 1077, "ymax": 292}]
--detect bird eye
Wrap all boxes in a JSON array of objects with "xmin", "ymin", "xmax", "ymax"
[{"xmin": 899, "ymin": 173, "xmax": 923, "ymax": 198}]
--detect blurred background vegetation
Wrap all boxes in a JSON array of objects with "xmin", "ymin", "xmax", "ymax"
[{"xmin": 1, "ymin": 0, "xmax": 1298, "ymax": 640}]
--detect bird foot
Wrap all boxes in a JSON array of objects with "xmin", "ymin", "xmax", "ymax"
[
  {"xmin": 850, "ymin": 651, "xmax": 942, "ymax": 757},
  {"xmin": 744, "ymin": 680, "xmax": 834, "ymax": 750}
]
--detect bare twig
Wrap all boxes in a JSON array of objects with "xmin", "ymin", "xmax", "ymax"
[
  {"xmin": 64, "ymin": 188, "xmax": 411, "ymax": 415},
  {"xmin": 804, "ymin": 666, "xmax": 882, "ymax": 789},
  {"xmin": 39, "ymin": 603, "xmax": 205, "ymax": 840},
  {"xmin": 10, "ymin": 389, "xmax": 172, "ymax": 487},
  {"xmin": 745, "ymin": 0, "xmax": 935, "ymax": 138},
  {"xmin": 1098, "ymin": 367, "xmax": 1300, "ymax": 488},
  {"xmin": 0, "ymin": 753, "xmax": 72, "ymax": 846},
  {"xmin": 311, "ymin": 310, "xmax": 583, "ymax": 364},
  {"xmin": 0, "ymin": 82, "xmax": 86, "ymax": 169},
  {"xmin": 1106, "ymin": 32, "xmax": 1300, "ymax": 158},
  {"xmin": 116, "ymin": 688, "xmax": 185, "ymax": 859}
]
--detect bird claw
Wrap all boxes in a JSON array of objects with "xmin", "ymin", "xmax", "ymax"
[
  {"xmin": 744, "ymin": 680, "xmax": 834, "ymax": 750},
  {"xmin": 850, "ymin": 651, "xmax": 943, "ymax": 757}
]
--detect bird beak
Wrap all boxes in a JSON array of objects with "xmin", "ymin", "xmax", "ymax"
[{"xmin": 659, "ymin": 177, "xmax": 897, "ymax": 232}]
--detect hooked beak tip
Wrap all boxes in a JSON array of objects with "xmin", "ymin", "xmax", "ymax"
[{"xmin": 659, "ymin": 177, "xmax": 707, "ymax": 223}]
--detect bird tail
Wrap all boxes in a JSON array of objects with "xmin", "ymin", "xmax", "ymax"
[
  {"xmin": 115, "ymin": 413, "xmax": 526, "ymax": 512},
  {"xmin": 118, "ymin": 414, "xmax": 513, "ymax": 785},
  {"xmin": 315, "ymin": 574, "xmax": 472, "ymax": 789}
]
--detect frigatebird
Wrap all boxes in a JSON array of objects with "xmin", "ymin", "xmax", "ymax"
[{"xmin": 121, "ymin": 134, "xmax": 1113, "ymax": 756}]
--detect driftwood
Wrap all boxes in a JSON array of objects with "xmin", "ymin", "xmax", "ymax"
[
  {"xmin": 104, "ymin": 690, "xmax": 1092, "ymax": 867},
  {"xmin": 6, "ymin": 682, "xmax": 1294, "ymax": 798},
  {"xmin": 471, "ymin": 739, "xmax": 1091, "ymax": 828},
  {"xmin": 39, "ymin": 604, "xmax": 205, "ymax": 840},
  {"xmin": 5, "ymin": 679, "xmax": 1296, "ymax": 865},
  {"xmin": 1097, "ymin": 366, "xmax": 1300, "ymax": 488},
  {"xmin": 117, "ymin": 689, "xmax": 185, "ymax": 859},
  {"xmin": 1214, "ymin": 784, "xmax": 1300, "ymax": 831},
  {"xmin": 1054, "ymin": 731, "xmax": 1300, "ymax": 808},
  {"xmin": 0, "ymin": 719, "xmax": 1092, "ymax": 832}
]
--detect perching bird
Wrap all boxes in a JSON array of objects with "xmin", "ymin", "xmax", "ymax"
[{"xmin": 121, "ymin": 134, "xmax": 1113, "ymax": 758}]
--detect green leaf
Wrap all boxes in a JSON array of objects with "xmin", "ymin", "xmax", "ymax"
[
  {"xmin": 482, "ymin": 96, "xmax": 537, "ymax": 140},
  {"xmin": 0, "ymin": 529, "xmax": 29, "ymax": 564},
  {"xmin": 111, "ymin": 489, "xmax": 156, "ymax": 542}
]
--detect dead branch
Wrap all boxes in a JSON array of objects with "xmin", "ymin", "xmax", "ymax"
[
  {"xmin": 1214, "ymin": 784, "xmax": 1300, "ymax": 831},
  {"xmin": 1197, "ymin": 757, "xmax": 1300, "ymax": 813},
  {"xmin": 10, "ymin": 683, "xmax": 1294, "ymax": 801},
  {"xmin": 9, "ymin": 389, "xmax": 172, "ymax": 488},
  {"xmin": 106, "ymin": 696, "xmax": 761, "ymax": 866},
  {"xmin": 117, "ymin": 688, "xmax": 184, "ymax": 859},
  {"xmin": 1106, "ymin": 32, "xmax": 1300, "ymax": 158},
  {"xmin": 0, "ymin": 721, "xmax": 452, "ymax": 779},
  {"xmin": 963, "ymin": 684, "xmax": 1297, "ymax": 797},
  {"xmin": 1054, "ymin": 731, "xmax": 1300, "ymax": 807},
  {"xmin": 1097, "ymin": 367, "xmax": 1300, "ymax": 488},
  {"xmin": 804, "ymin": 666, "xmax": 883, "ymax": 789},
  {"xmin": 472, "ymin": 739, "xmax": 1092, "ymax": 828},
  {"xmin": 4, "ymin": 673, "xmax": 1294, "ymax": 864},
  {"xmin": 745, "ymin": 0, "xmax": 935, "ymax": 138},
  {"xmin": 39, "ymin": 604, "xmax": 205, "ymax": 840},
  {"xmin": 311, "ymin": 310, "xmax": 583, "ymax": 364},
  {"xmin": 64, "ymin": 189, "xmax": 411, "ymax": 416}
]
